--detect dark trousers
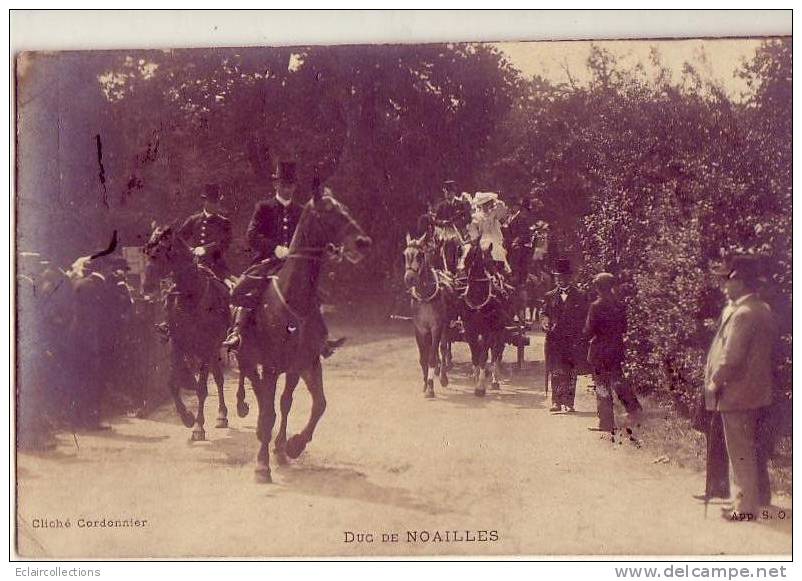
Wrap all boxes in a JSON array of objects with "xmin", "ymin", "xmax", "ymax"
[
  {"xmin": 593, "ymin": 367, "xmax": 642, "ymax": 431},
  {"xmin": 551, "ymin": 365, "xmax": 577, "ymax": 408},
  {"xmin": 705, "ymin": 412, "xmax": 731, "ymax": 499}
]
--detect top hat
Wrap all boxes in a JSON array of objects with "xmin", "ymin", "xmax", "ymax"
[
  {"xmin": 710, "ymin": 254, "xmax": 764, "ymax": 283},
  {"xmin": 552, "ymin": 258, "xmax": 573, "ymax": 276},
  {"xmin": 273, "ymin": 161, "xmax": 298, "ymax": 185},
  {"xmin": 202, "ymin": 183, "xmax": 222, "ymax": 202}
]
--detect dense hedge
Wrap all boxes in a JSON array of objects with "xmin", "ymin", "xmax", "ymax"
[{"xmin": 572, "ymin": 41, "xmax": 792, "ymax": 419}]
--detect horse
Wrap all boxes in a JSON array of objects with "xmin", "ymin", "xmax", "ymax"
[
  {"xmin": 403, "ymin": 233, "xmax": 452, "ymax": 397},
  {"xmin": 142, "ymin": 224, "xmax": 231, "ymax": 441},
  {"xmin": 459, "ymin": 242, "xmax": 509, "ymax": 397},
  {"xmin": 244, "ymin": 187, "xmax": 371, "ymax": 483}
]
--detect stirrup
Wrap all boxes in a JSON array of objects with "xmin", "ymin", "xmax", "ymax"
[{"xmin": 321, "ymin": 337, "xmax": 346, "ymax": 358}]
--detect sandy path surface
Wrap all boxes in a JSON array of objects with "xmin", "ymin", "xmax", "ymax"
[{"xmin": 16, "ymin": 329, "xmax": 791, "ymax": 558}]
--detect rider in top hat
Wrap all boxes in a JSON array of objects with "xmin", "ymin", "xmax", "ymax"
[
  {"xmin": 432, "ymin": 179, "xmax": 471, "ymax": 274},
  {"xmin": 245, "ymin": 161, "xmax": 304, "ymax": 263},
  {"xmin": 542, "ymin": 258, "xmax": 589, "ymax": 412},
  {"xmin": 224, "ymin": 164, "xmax": 344, "ymax": 357},
  {"xmin": 178, "ymin": 184, "xmax": 233, "ymax": 280}
]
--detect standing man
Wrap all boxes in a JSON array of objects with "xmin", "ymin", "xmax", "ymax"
[
  {"xmin": 706, "ymin": 254, "xmax": 777, "ymax": 520},
  {"xmin": 542, "ymin": 258, "xmax": 588, "ymax": 413},
  {"xmin": 584, "ymin": 272, "xmax": 641, "ymax": 432},
  {"xmin": 433, "ymin": 179, "xmax": 471, "ymax": 274},
  {"xmin": 178, "ymin": 184, "xmax": 233, "ymax": 282}
]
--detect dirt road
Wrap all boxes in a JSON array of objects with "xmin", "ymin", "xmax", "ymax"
[{"xmin": 16, "ymin": 327, "xmax": 791, "ymax": 558}]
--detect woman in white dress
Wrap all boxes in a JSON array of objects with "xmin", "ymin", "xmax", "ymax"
[{"xmin": 467, "ymin": 191, "xmax": 511, "ymax": 273}]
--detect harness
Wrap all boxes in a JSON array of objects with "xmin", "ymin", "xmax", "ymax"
[
  {"xmin": 461, "ymin": 276, "xmax": 494, "ymax": 311},
  {"xmin": 410, "ymin": 268, "xmax": 452, "ymax": 303}
]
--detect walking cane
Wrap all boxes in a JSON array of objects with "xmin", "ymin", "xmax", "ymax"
[{"xmin": 704, "ymin": 389, "xmax": 721, "ymax": 520}]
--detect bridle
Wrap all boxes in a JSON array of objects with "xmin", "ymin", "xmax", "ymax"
[
  {"xmin": 404, "ymin": 242, "xmax": 442, "ymax": 303},
  {"xmin": 461, "ymin": 247, "xmax": 495, "ymax": 311}
]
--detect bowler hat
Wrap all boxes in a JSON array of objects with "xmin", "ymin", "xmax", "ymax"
[
  {"xmin": 202, "ymin": 183, "xmax": 222, "ymax": 202},
  {"xmin": 552, "ymin": 258, "xmax": 573, "ymax": 276},
  {"xmin": 273, "ymin": 161, "xmax": 297, "ymax": 185},
  {"xmin": 710, "ymin": 254, "xmax": 764, "ymax": 283}
]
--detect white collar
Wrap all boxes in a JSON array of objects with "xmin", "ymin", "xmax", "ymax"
[{"xmin": 276, "ymin": 194, "xmax": 291, "ymax": 208}]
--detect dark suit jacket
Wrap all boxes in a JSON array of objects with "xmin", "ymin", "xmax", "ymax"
[
  {"xmin": 178, "ymin": 211, "xmax": 232, "ymax": 277},
  {"xmin": 246, "ymin": 198, "xmax": 303, "ymax": 262},
  {"xmin": 584, "ymin": 295, "xmax": 627, "ymax": 372},
  {"xmin": 542, "ymin": 285, "xmax": 588, "ymax": 365}
]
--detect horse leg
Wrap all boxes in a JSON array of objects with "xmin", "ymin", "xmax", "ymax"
[
  {"xmin": 192, "ymin": 363, "xmax": 209, "ymax": 441},
  {"xmin": 170, "ymin": 353, "xmax": 195, "ymax": 428},
  {"xmin": 490, "ymin": 336, "xmax": 503, "ymax": 391},
  {"xmin": 438, "ymin": 327, "xmax": 449, "ymax": 388},
  {"xmin": 286, "ymin": 360, "xmax": 326, "ymax": 459},
  {"xmin": 235, "ymin": 352, "xmax": 250, "ymax": 418},
  {"xmin": 426, "ymin": 327, "xmax": 439, "ymax": 398},
  {"xmin": 254, "ymin": 368, "xmax": 278, "ymax": 483},
  {"xmin": 471, "ymin": 332, "xmax": 487, "ymax": 397},
  {"xmin": 415, "ymin": 330, "xmax": 431, "ymax": 394},
  {"xmin": 210, "ymin": 359, "xmax": 228, "ymax": 428},
  {"xmin": 274, "ymin": 372, "xmax": 301, "ymax": 465}
]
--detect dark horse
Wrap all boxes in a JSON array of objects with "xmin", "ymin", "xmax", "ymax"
[
  {"xmin": 403, "ymin": 233, "xmax": 451, "ymax": 398},
  {"xmin": 142, "ymin": 224, "xmax": 231, "ymax": 440},
  {"xmin": 460, "ymin": 242, "xmax": 508, "ymax": 397},
  {"xmin": 244, "ymin": 188, "xmax": 371, "ymax": 483}
]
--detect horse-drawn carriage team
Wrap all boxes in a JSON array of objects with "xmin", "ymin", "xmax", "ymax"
[{"xmin": 404, "ymin": 178, "xmax": 642, "ymax": 427}]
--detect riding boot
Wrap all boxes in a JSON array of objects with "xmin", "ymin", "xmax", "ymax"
[
  {"xmin": 223, "ymin": 307, "xmax": 252, "ymax": 350},
  {"xmin": 311, "ymin": 306, "xmax": 346, "ymax": 358}
]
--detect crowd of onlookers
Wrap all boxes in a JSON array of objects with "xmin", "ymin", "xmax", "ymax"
[{"xmin": 16, "ymin": 249, "xmax": 169, "ymax": 450}]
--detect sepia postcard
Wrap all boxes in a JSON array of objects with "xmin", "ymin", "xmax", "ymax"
[{"xmin": 12, "ymin": 11, "xmax": 792, "ymax": 560}]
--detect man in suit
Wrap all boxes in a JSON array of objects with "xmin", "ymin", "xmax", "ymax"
[
  {"xmin": 224, "ymin": 161, "xmax": 302, "ymax": 349},
  {"xmin": 542, "ymin": 258, "xmax": 588, "ymax": 412},
  {"xmin": 584, "ymin": 272, "xmax": 641, "ymax": 432},
  {"xmin": 246, "ymin": 161, "xmax": 304, "ymax": 263},
  {"xmin": 705, "ymin": 254, "xmax": 777, "ymax": 520},
  {"xmin": 224, "ymin": 163, "xmax": 343, "ymax": 356},
  {"xmin": 178, "ymin": 184, "xmax": 233, "ymax": 281}
]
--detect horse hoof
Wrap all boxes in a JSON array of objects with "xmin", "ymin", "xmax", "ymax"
[
  {"xmin": 237, "ymin": 401, "xmax": 249, "ymax": 418},
  {"xmin": 491, "ymin": 381, "xmax": 500, "ymax": 391},
  {"xmin": 215, "ymin": 417, "xmax": 228, "ymax": 429},
  {"xmin": 254, "ymin": 468, "xmax": 272, "ymax": 484},
  {"xmin": 179, "ymin": 411, "xmax": 195, "ymax": 428},
  {"xmin": 285, "ymin": 434, "xmax": 307, "ymax": 459},
  {"xmin": 191, "ymin": 429, "xmax": 206, "ymax": 442},
  {"xmin": 474, "ymin": 388, "xmax": 486, "ymax": 397},
  {"xmin": 440, "ymin": 375, "xmax": 449, "ymax": 387},
  {"xmin": 274, "ymin": 448, "xmax": 289, "ymax": 466},
  {"xmin": 425, "ymin": 389, "xmax": 435, "ymax": 399}
]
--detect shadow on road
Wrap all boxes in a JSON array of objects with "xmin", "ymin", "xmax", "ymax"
[
  {"xmin": 203, "ymin": 426, "xmax": 448, "ymax": 515},
  {"xmin": 279, "ymin": 461, "xmax": 449, "ymax": 515}
]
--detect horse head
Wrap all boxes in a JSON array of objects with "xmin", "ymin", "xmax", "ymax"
[
  {"xmin": 403, "ymin": 233, "xmax": 430, "ymax": 288},
  {"xmin": 141, "ymin": 221, "xmax": 190, "ymax": 293},
  {"xmin": 463, "ymin": 241, "xmax": 494, "ymax": 282},
  {"xmin": 296, "ymin": 187, "xmax": 372, "ymax": 263}
]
